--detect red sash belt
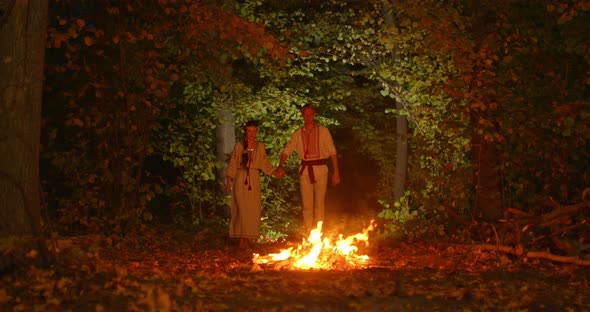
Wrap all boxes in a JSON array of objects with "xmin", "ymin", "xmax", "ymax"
[{"xmin": 299, "ymin": 159, "xmax": 327, "ymax": 184}]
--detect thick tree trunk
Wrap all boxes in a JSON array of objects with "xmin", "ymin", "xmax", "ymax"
[
  {"xmin": 469, "ymin": 0, "xmax": 503, "ymax": 221},
  {"xmin": 471, "ymin": 130, "xmax": 503, "ymax": 220},
  {"xmin": 0, "ymin": 0, "xmax": 51, "ymax": 270}
]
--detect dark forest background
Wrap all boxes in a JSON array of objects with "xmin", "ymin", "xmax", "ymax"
[{"xmin": 1, "ymin": 0, "xmax": 589, "ymax": 268}]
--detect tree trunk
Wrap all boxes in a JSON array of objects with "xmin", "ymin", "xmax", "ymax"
[
  {"xmin": 215, "ymin": 108, "xmax": 235, "ymax": 217},
  {"xmin": 471, "ymin": 129, "xmax": 503, "ymax": 220},
  {"xmin": 382, "ymin": 5, "xmax": 408, "ymax": 203},
  {"xmin": 469, "ymin": 0, "xmax": 503, "ymax": 221},
  {"xmin": 0, "ymin": 0, "xmax": 51, "ymax": 271},
  {"xmin": 393, "ymin": 101, "xmax": 408, "ymax": 202}
]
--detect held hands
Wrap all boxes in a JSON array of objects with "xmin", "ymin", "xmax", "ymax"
[{"xmin": 274, "ymin": 167, "xmax": 286, "ymax": 179}]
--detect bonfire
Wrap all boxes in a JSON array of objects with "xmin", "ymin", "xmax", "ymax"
[{"xmin": 252, "ymin": 220, "xmax": 376, "ymax": 270}]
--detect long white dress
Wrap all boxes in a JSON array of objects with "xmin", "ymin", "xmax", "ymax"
[{"xmin": 226, "ymin": 141, "xmax": 274, "ymax": 239}]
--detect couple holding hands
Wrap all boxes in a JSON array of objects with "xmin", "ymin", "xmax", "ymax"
[{"xmin": 225, "ymin": 104, "xmax": 341, "ymax": 249}]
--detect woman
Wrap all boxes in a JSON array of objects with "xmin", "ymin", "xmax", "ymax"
[{"xmin": 226, "ymin": 121, "xmax": 278, "ymax": 248}]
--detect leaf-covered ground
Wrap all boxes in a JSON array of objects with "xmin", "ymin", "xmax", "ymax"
[{"xmin": 2, "ymin": 228, "xmax": 589, "ymax": 312}]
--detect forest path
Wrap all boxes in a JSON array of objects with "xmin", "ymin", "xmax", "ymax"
[
  {"xmin": 324, "ymin": 127, "xmax": 382, "ymax": 236},
  {"xmin": 2, "ymin": 232, "xmax": 589, "ymax": 311}
]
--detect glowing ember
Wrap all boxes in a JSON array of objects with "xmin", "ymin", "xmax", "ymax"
[{"xmin": 253, "ymin": 220, "xmax": 375, "ymax": 270}]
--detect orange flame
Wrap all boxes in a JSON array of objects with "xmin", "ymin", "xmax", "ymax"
[{"xmin": 253, "ymin": 220, "xmax": 375, "ymax": 270}]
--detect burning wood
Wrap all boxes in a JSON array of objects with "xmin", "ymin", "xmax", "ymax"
[{"xmin": 252, "ymin": 220, "xmax": 375, "ymax": 270}]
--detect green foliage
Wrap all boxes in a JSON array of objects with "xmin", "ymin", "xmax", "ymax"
[
  {"xmin": 157, "ymin": 81, "xmax": 221, "ymax": 221},
  {"xmin": 232, "ymin": 0, "xmax": 474, "ymax": 234},
  {"xmin": 217, "ymin": 0, "xmax": 362, "ymax": 236},
  {"xmin": 259, "ymin": 173, "xmax": 301, "ymax": 242},
  {"xmin": 490, "ymin": 1, "xmax": 590, "ymax": 209},
  {"xmin": 277, "ymin": 1, "xmax": 474, "ymax": 224},
  {"xmin": 257, "ymin": 0, "xmax": 588, "ymax": 239},
  {"xmin": 376, "ymin": 192, "xmax": 446, "ymax": 241},
  {"xmin": 41, "ymin": 0, "xmax": 589, "ymax": 243},
  {"xmin": 377, "ymin": 3, "xmax": 473, "ymax": 219},
  {"xmin": 43, "ymin": 2, "xmax": 172, "ymax": 234},
  {"xmin": 376, "ymin": 196, "xmax": 417, "ymax": 240},
  {"xmin": 42, "ymin": 0, "xmax": 293, "ymax": 233}
]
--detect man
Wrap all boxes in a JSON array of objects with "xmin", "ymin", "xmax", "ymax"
[{"xmin": 277, "ymin": 104, "xmax": 341, "ymax": 232}]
